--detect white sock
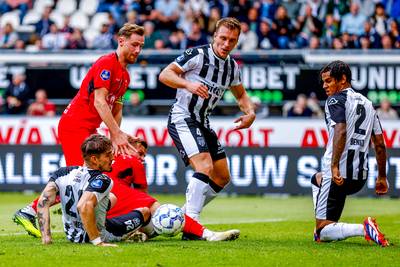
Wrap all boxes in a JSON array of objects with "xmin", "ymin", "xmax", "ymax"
[
  {"xmin": 185, "ymin": 177, "xmax": 208, "ymax": 221},
  {"xmin": 21, "ymin": 205, "xmax": 37, "ymax": 217},
  {"xmin": 320, "ymin": 223, "xmax": 364, "ymax": 241},
  {"xmin": 203, "ymin": 185, "xmax": 218, "ymax": 207},
  {"xmin": 141, "ymin": 220, "xmax": 157, "ymax": 238}
]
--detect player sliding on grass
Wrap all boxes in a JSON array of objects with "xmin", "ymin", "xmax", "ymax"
[
  {"xmin": 104, "ymin": 138, "xmax": 239, "ymax": 242},
  {"xmin": 16, "ymin": 136, "xmax": 239, "ymax": 242},
  {"xmin": 37, "ymin": 134, "xmax": 149, "ymax": 246},
  {"xmin": 312, "ymin": 60, "xmax": 389, "ymax": 247},
  {"xmin": 159, "ymin": 17, "xmax": 255, "ymax": 239}
]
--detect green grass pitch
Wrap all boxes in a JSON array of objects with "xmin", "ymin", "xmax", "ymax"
[{"xmin": 0, "ymin": 193, "xmax": 399, "ymax": 267}]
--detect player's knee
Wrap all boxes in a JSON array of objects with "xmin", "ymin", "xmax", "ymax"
[
  {"xmin": 139, "ymin": 207, "xmax": 151, "ymax": 222},
  {"xmin": 150, "ymin": 202, "xmax": 160, "ymax": 215}
]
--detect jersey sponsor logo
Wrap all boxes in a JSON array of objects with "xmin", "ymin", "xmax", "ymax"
[
  {"xmin": 90, "ymin": 179, "xmax": 103, "ymax": 189},
  {"xmin": 327, "ymin": 98, "xmax": 338, "ymax": 106},
  {"xmin": 176, "ymin": 55, "xmax": 185, "ymax": 62},
  {"xmin": 100, "ymin": 69, "xmax": 111, "ymax": 81}
]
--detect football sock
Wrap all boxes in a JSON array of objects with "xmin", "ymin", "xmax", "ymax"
[
  {"xmin": 185, "ymin": 172, "xmax": 210, "ymax": 221},
  {"xmin": 204, "ymin": 180, "xmax": 223, "ymax": 207},
  {"xmin": 20, "ymin": 205, "xmax": 37, "ymax": 217},
  {"xmin": 319, "ymin": 222, "xmax": 364, "ymax": 241},
  {"xmin": 141, "ymin": 219, "xmax": 158, "ymax": 238},
  {"xmin": 183, "ymin": 214, "xmax": 205, "ymax": 238}
]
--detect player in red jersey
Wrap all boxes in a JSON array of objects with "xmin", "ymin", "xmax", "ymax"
[
  {"xmin": 13, "ymin": 23, "xmax": 145, "ymax": 233},
  {"xmin": 104, "ymin": 140, "xmax": 240, "ymax": 242},
  {"xmin": 59, "ymin": 23, "xmax": 145, "ymax": 166}
]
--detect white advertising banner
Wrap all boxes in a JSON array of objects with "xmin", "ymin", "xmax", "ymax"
[{"xmin": 0, "ymin": 117, "xmax": 399, "ymax": 148}]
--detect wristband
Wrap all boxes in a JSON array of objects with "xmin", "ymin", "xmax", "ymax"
[{"xmin": 90, "ymin": 237, "xmax": 102, "ymax": 245}]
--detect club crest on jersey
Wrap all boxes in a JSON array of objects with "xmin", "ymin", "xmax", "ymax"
[
  {"xmin": 185, "ymin": 48, "xmax": 193, "ymax": 55},
  {"xmin": 100, "ymin": 69, "xmax": 111, "ymax": 81},
  {"xmin": 328, "ymin": 98, "xmax": 338, "ymax": 106},
  {"xmin": 90, "ymin": 179, "xmax": 103, "ymax": 188}
]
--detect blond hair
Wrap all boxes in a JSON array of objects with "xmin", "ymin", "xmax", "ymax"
[
  {"xmin": 118, "ymin": 23, "xmax": 145, "ymax": 38},
  {"xmin": 215, "ymin": 17, "xmax": 241, "ymax": 35}
]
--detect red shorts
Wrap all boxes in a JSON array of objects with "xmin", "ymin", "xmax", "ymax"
[
  {"xmin": 107, "ymin": 181, "xmax": 157, "ymax": 219},
  {"xmin": 58, "ymin": 116, "xmax": 96, "ymax": 166}
]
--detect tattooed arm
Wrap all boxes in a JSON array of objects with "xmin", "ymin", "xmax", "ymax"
[{"xmin": 37, "ymin": 181, "xmax": 58, "ymax": 245}]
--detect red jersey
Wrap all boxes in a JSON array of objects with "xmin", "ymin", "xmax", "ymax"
[
  {"xmin": 106, "ymin": 155, "xmax": 156, "ymax": 218},
  {"xmin": 29, "ymin": 101, "xmax": 56, "ymax": 116},
  {"xmin": 105, "ymin": 154, "xmax": 148, "ymax": 190},
  {"xmin": 61, "ymin": 52, "xmax": 130, "ymax": 130}
]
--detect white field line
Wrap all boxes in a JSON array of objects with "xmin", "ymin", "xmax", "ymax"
[
  {"xmin": 0, "ymin": 230, "xmax": 64, "ymax": 236},
  {"xmin": 1, "ymin": 218, "xmax": 285, "ymax": 236},
  {"xmin": 202, "ymin": 218, "xmax": 286, "ymax": 225}
]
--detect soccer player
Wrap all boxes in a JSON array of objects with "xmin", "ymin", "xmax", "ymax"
[
  {"xmin": 37, "ymin": 134, "xmax": 149, "ymax": 246},
  {"xmin": 158, "ymin": 17, "xmax": 255, "ymax": 230},
  {"xmin": 312, "ymin": 60, "xmax": 389, "ymax": 247},
  {"xmin": 13, "ymin": 23, "xmax": 145, "ymax": 232},
  {"xmin": 105, "ymin": 140, "xmax": 240, "ymax": 242},
  {"xmin": 59, "ymin": 22, "xmax": 145, "ymax": 166}
]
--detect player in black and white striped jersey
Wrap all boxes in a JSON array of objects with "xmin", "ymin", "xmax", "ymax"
[
  {"xmin": 312, "ymin": 61, "xmax": 389, "ymax": 247},
  {"xmin": 36, "ymin": 134, "xmax": 149, "ymax": 246},
  {"xmin": 159, "ymin": 18, "xmax": 255, "ymax": 234}
]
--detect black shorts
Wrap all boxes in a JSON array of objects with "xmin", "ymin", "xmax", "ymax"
[
  {"xmin": 168, "ymin": 117, "xmax": 226, "ymax": 166},
  {"xmin": 105, "ymin": 210, "xmax": 144, "ymax": 236},
  {"xmin": 315, "ymin": 177, "xmax": 366, "ymax": 222}
]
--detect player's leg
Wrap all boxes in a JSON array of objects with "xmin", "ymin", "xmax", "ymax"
[
  {"xmin": 105, "ymin": 207, "xmax": 151, "ymax": 237},
  {"xmin": 168, "ymin": 118, "xmax": 213, "ymax": 221},
  {"xmin": 313, "ymin": 176, "xmax": 388, "ymax": 246}
]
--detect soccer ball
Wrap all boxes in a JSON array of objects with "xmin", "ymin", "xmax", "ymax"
[{"xmin": 151, "ymin": 204, "xmax": 185, "ymax": 236}]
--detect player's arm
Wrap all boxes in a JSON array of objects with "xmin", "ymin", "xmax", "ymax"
[
  {"xmin": 77, "ymin": 191, "xmax": 116, "ymax": 247},
  {"xmin": 371, "ymin": 132, "xmax": 388, "ymax": 195},
  {"xmin": 231, "ymin": 84, "xmax": 256, "ymax": 130},
  {"xmin": 37, "ymin": 181, "xmax": 58, "ymax": 245},
  {"xmin": 112, "ymin": 100, "xmax": 123, "ymax": 127},
  {"xmin": 331, "ymin": 122, "xmax": 346, "ymax": 185},
  {"xmin": 94, "ymin": 88, "xmax": 135, "ymax": 156},
  {"xmin": 159, "ymin": 63, "xmax": 208, "ymax": 99}
]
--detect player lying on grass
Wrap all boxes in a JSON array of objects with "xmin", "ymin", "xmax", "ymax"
[
  {"xmin": 37, "ymin": 134, "xmax": 150, "ymax": 246},
  {"xmin": 312, "ymin": 60, "xmax": 389, "ymax": 247},
  {"xmin": 15, "ymin": 137, "xmax": 239, "ymax": 242}
]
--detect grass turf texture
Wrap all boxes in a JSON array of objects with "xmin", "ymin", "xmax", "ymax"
[{"xmin": 0, "ymin": 193, "xmax": 399, "ymax": 267}]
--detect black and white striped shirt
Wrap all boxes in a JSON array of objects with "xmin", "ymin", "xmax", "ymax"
[
  {"xmin": 322, "ymin": 88, "xmax": 383, "ymax": 180},
  {"xmin": 49, "ymin": 166, "xmax": 113, "ymax": 243},
  {"xmin": 169, "ymin": 44, "xmax": 242, "ymax": 127}
]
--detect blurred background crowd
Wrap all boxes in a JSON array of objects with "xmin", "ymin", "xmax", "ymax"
[
  {"xmin": 0, "ymin": 0, "xmax": 399, "ymax": 51},
  {"xmin": 0, "ymin": 0, "xmax": 399, "ymax": 118}
]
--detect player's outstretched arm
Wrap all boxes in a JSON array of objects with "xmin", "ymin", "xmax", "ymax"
[
  {"xmin": 371, "ymin": 133, "xmax": 389, "ymax": 195},
  {"xmin": 37, "ymin": 181, "xmax": 58, "ymax": 245},
  {"xmin": 159, "ymin": 63, "xmax": 208, "ymax": 99},
  {"xmin": 331, "ymin": 123, "xmax": 346, "ymax": 185},
  {"xmin": 77, "ymin": 191, "xmax": 117, "ymax": 247},
  {"xmin": 94, "ymin": 88, "xmax": 136, "ymax": 157},
  {"xmin": 231, "ymin": 84, "xmax": 255, "ymax": 130}
]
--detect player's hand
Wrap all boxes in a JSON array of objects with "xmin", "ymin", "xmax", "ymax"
[
  {"xmin": 234, "ymin": 113, "xmax": 256, "ymax": 130},
  {"xmin": 331, "ymin": 166, "xmax": 344, "ymax": 186},
  {"xmin": 111, "ymin": 131, "xmax": 138, "ymax": 157},
  {"xmin": 96, "ymin": 242, "xmax": 118, "ymax": 247},
  {"xmin": 375, "ymin": 177, "xmax": 389, "ymax": 195},
  {"xmin": 186, "ymin": 82, "xmax": 209, "ymax": 99}
]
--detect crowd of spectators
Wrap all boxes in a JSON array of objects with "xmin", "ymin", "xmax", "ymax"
[{"xmin": 0, "ymin": 0, "xmax": 398, "ymax": 51}]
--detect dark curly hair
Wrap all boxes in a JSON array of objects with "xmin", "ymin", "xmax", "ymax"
[{"xmin": 320, "ymin": 60, "xmax": 352, "ymax": 84}]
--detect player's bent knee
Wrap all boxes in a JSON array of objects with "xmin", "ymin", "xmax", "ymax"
[{"xmin": 137, "ymin": 207, "xmax": 151, "ymax": 222}]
